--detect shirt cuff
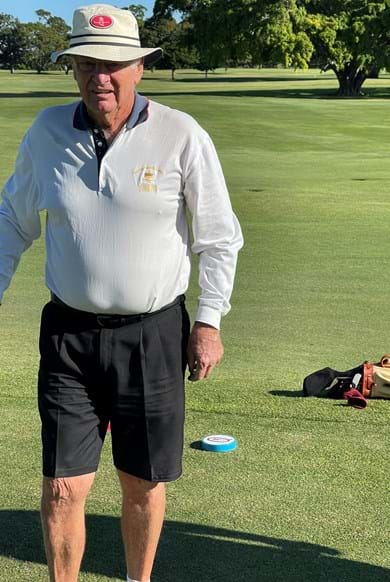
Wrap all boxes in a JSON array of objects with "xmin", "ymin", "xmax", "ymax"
[{"xmin": 195, "ymin": 305, "xmax": 222, "ymax": 330}]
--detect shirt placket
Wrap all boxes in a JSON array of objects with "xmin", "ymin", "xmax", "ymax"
[{"xmin": 91, "ymin": 127, "xmax": 108, "ymax": 179}]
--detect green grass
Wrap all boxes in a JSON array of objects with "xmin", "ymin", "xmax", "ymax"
[{"xmin": 0, "ymin": 68, "xmax": 389, "ymax": 581}]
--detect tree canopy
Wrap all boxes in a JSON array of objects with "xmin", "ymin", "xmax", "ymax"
[
  {"xmin": 303, "ymin": 0, "xmax": 390, "ymax": 95},
  {"xmin": 0, "ymin": 10, "xmax": 70, "ymax": 73},
  {"xmin": 1, "ymin": 1, "xmax": 390, "ymax": 95},
  {"xmin": 0, "ymin": 14, "xmax": 28, "ymax": 73},
  {"xmin": 151, "ymin": 0, "xmax": 390, "ymax": 94}
]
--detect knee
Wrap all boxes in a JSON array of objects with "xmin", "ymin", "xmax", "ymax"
[
  {"xmin": 118, "ymin": 471, "xmax": 165, "ymax": 504},
  {"xmin": 42, "ymin": 474, "xmax": 94, "ymax": 507}
]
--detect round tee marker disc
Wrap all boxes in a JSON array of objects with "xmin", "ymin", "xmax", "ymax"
[{"xmin": 201, "ymin": 435, "xmax": 237, "ymax": 453}]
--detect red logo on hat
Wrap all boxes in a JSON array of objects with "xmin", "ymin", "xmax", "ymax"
[{"xmin": 90, "ymin": 15, "xmax": 113, "ymax": 29}]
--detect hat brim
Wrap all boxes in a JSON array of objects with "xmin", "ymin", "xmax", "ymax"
[{"xmin": 51, "ymin": 45, "xmax": 162, "ymax": 66}]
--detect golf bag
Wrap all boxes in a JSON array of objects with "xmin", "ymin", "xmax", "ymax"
[{"xmin": 303, "ymin": 355, "xmax": 390, "ymax": 402}]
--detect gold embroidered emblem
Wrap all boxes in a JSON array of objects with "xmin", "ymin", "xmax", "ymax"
[{"xmin": 134, "ymin": 166, "xmax": 162, "ymax": 192}]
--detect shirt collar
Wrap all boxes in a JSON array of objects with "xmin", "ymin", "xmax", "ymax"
[{"xmin": 73, "ymin": 92, "xmax": 149, "ymax": 131}]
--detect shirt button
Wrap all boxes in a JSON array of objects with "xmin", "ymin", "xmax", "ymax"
[
  {"xmin": 93, "ymin": 128, "xmax": 99, "ymax": 134},
  {"xmin": 97, "ymin": 141, "xmax": 103, "ymax": 147}
]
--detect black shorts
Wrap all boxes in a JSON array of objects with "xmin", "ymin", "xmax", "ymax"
[{"xmin": 38, "ymin": 296, "xmax": 190, "ymax": 482}]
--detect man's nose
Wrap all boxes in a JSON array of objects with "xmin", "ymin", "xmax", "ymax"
[
  {"xmin": 91, "ymin": 63, "xmax": 112, "ymax": 75},
  {"xmin": 93, "ymin": 70, "xmax": 111, "ymax": 83}
]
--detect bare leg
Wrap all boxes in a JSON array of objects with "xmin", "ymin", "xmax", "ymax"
[
  {"xmin": 118, "ymin": 470, "xmax": 166, "ymax": 581},
  {"xmin": 41, "ymin": 473, "xmax": 96, "ymax": 582}
]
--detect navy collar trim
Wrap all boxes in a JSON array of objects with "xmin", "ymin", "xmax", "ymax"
[{"xmin": 73, "ymin": 92, "xmax": 149, "ymax": 131}]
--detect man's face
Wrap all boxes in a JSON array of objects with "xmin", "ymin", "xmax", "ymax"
[{"xmin": 72, "ymin": 57, "xmax": 144, "ymax": 123}]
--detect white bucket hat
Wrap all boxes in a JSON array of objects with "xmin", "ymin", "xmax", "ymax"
[{"xmin": 51, "ymin": 4, "xmax": 162, "ymax": 64}]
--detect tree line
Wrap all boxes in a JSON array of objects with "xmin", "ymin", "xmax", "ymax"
[
  {"xmin": 1, "ymin": 1, "xmax": 390, "ymax": 96},
  {"xmin": 0, "ymin": 9, "xmax": 70, "ymax": 74}
]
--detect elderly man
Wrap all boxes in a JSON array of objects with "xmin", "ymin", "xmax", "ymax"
[{"xmin": 0, "ymin": 4, "xmax": 243, "ymax": 582}]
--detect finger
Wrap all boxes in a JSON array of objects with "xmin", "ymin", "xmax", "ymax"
[
  {"xmin": 188, "ymin": 361, "xmax": 199, "ymax": 382},
  {"xmin": 186, "ymin": 347, "xmax": 195, "ymax": 372},
  {"xmin": 195, "ymin": 362, "xmax": 211, "ymax": 381},
  {"xmin": 188, "ymin": 363, "xmax": 205, "ymax": 382},
  {"xmin": 202, "ymin": 364, "xmax": 215, "ymax": 379}
]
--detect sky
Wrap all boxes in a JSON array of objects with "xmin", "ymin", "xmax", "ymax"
[{"xmin": 0, "ymin": 1, "xmax": 156, "ymax": 25}]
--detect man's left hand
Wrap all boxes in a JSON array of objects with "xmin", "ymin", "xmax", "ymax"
[{"xmin": 187, "ymin": 322, "xmax": 224, "ymax": 381}]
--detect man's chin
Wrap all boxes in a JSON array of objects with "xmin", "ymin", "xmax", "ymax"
[
  {"xmin": 87, "ymin": 107, "xmax": 115, "ymax": 123},
  {"xmin": 89, "ymin": 98, "xmax": 116, "ymax": 114}
]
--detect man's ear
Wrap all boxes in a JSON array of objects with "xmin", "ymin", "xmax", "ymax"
[
  {"xmin": 71, "ymin": 59, "xmax": 77, "ymax": 81},
  {"xmin": 135, "ymin": 62, "xmax": 144, "ymax": 85}
]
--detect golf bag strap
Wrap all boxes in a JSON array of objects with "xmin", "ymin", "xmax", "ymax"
[{"xmin": 362, "ymin": 361, "xmax": 375, "ymax": 398}]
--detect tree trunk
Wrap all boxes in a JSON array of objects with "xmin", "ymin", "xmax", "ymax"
[
  {"xmin": 367, "ymin": 66, "xmax": 380, "ymax": 79},
  {"xmin": 204, "ymin": 69, "xmax": 208, "ymax": 79},
  {"xmin": 335, "ymin": 64, "xmax": 366, "ymax": 97},
  {"xmin": 171, "ymin": 67, "xmax": 176, "ymax": 81}
]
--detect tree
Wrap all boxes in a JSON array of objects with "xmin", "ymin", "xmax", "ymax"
[
  {"xmin": 125, "ymin": 3, "xmax": 197, "ymax": 79},
  {"xmin": 24, "ymin": 10, "xmax": 70, "ymax": 73},
  {"xmin": 153, "ymin": 0, "xmax": 194, "ymax": 18},
  {"xmin": 0, "ymin": 14, "xmax": 29, "ymax": 73},
  {"xmin": 163, "ymin": 20, "xmax": 197, "ymax": 78},
  {"xmin": 23, "ymin": 22, "xmax": 55, "ymax": 73},
  {"xmin": 152, "ymin": 0, "xmax": 236, "ymax": 76},
  {"xmin": 237, "ymin": 0, "xmax": 390, "ymax": 96},
  {"xmin": 122, "ymin": 4, "xmax": 148, "ymax": 27},
  {"xmin": 303, "ymin": 0, "xmax": 390, "ymax": 96},
  {"xmin": 249, "ymin": 0, "xmax": 313, "ymax": 68},
  {"xmin": 142, "ymin": 16, "xmax": 197, "ymax": 78},
  {"xmin": 154, "ymin": 0, "xmax": 390, "ymax": 96},
  {"xmin": 188, "ymin": 0, "xmax": 231, "ymax": 76},
  {"xmin": 151, "ymin": 0, "xmax": 312, "ymax": 74}
]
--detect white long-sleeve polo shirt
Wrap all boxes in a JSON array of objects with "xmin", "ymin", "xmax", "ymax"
[{"xmin": 0, "ymin": 95, "xmax": 243, "ymax": 328}]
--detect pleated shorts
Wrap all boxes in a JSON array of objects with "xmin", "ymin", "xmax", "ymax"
[{"xmin": 38, "ymin": 296, "xmax": 190, "ymax": 482}]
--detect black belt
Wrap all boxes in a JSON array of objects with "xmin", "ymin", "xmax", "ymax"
[{"xmin": 50, "ymin": 293, "xmax": 184, "ymax": 328}]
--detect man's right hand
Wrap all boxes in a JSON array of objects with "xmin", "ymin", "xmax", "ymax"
[{"xmin": 187, "ymin": 322, "xmax": 224, "ymax": 381}]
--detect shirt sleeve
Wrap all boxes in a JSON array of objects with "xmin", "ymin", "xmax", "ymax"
[
  {"xmin": 183, "ymin": 133, "xmax": 243, "ymax": 329},
  {"xmin": 0, "ymin": 133, "xmax": 42, "ymax": 303}
]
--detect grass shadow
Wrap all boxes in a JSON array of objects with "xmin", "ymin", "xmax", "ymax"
[
  {"xmin": 143, "ymin": 88, "xmax": 390, "ymax": 100},
  {"xmin": 174, "ymin": 75, "xmax": 327, "ymax": 83},
  {"xmin": 0, "ymin": 511, "xmax": 389, "ymax": 580},
  {"xmin": 2, "ymin": 87, "xmax": 390, "ymax": 101},
  {"xmin": 269, "ymin": 390, "xmax": 303, "ymax": 397},
  {"xmin": 143, "ymin": 88, "xmax": 338, "ymax": 99},
  {"xmin": 0, "ymin": 88, "xmax": 337, "ymax": 100},
  {"xmin": 0, "ymin": 92, "xmax": 79, "ymax": 99},
  {"xmin": 190, "ymin": 440, "xmax": 203, "ymax": 450}
]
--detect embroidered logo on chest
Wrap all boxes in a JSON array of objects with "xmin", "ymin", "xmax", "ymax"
[{"xmin": 133, "ymin": 166, "xmax": 162, "ymax": 192}]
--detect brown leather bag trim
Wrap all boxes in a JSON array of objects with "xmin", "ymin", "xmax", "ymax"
[{"xmin": 362, "ymin": 361, "xmax": 376, "ymax": 398}]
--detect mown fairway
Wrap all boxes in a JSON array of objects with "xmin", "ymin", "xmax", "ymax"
[{"xmin": 0, "ymin": 68, "xmax": 389, "ymax": 581}]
